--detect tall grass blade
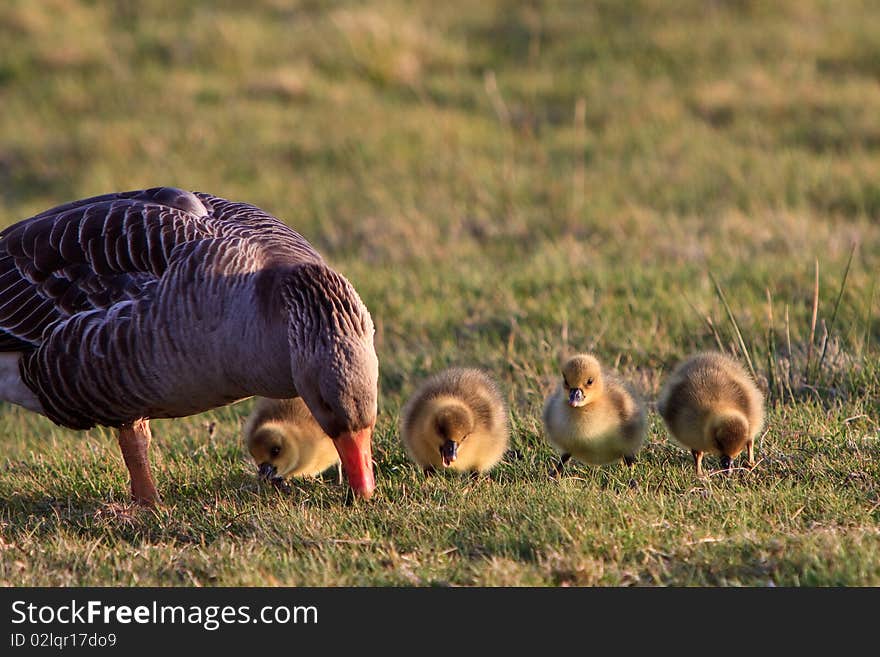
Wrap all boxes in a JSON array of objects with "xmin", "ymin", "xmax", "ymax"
[
  {"xmin": 861, "ymin": 273, "xmax": 877, "ymax": 360},
  {"xmin": 805, "ymin": 258, "xmax": 819, "ymax": 383},
  {"xmin": 785, "ymin": 304, "xmax": 795, "ymax": 399},
  {"xmin": 817, "ymin": 243, "xmax": 855, "ymax": 377},
  {"xmin": 709, "ymin": 271, "xmax": 757, "ymax": 380},
  {"xmin": 684, "ymin": 294, "xmax": 724, "ymax": 352},
  {"xmin": 765, "ymin": 287, "xmax": 779, "ymax": 401}
]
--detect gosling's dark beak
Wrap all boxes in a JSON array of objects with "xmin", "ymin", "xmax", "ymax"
[
  {"xmin": 440, "ymin": 440, "xmax": 458, "ymax": 467},
  {"xmin": 568, "ymin": 388, "xmax": 585, "ymax": 406},
  {"xmin": 258, "ymin": 462, "xmax": 277, "ymax": 480}
]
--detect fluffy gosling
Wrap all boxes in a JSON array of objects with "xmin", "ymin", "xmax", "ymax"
[
  {"xmin": 400, "ymin": 368, "xmax": 509, "ymax": 474},
  {"xmin": 657, "ymin": 351, "xmax": 765, "ymax": 478},
  {"xmin": 542, "ymin": 353, "xmax": 646, "ymax": 478},
  {"xmin": 244, "ymin": 397, "xmax": 339, "ymax": 489}
]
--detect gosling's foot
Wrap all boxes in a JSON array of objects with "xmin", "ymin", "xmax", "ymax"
[
  {"xmin": 623, "ymin": 455, "xmax": 637, "ymax": 488},
  {"xmin": 550, "ymin": 453, "xmax": 572, "ymax": 479},
  {"xmin": 692, "ymin": 449, "xmax": 706, "ymax": 479}
]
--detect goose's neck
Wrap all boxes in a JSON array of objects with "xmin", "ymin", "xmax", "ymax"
[{"xmin": 281, "ymin": 263, "xmax": 373, "ymax": 361}]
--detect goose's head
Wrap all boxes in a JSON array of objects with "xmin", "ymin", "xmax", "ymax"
[
  {"xmin": 285, "ymin": 264, "xmax": 379, "ymax": 499},
  {"xmin": 561, "ymin": 354, "xmax": 604, "ymax": 408},
  {"xmin": 296, "ymin": 336, "xmax": 378, "ymax": 497}
]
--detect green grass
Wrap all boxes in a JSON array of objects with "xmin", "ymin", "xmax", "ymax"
[{"xmin": 1, "ymin": 0, "xmax": 879, "ymax": 586}]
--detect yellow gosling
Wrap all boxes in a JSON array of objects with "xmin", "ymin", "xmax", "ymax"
[
  {"xmin": 657, "ymin": 351, "xmax": 765, "ymax": 478},
  {"xmin": 401, "ymin": 368, "xmax": 509, "ymax": 474},
  {"xmin": 542, "ymin": 353, "xmax": 646, "ymax": 479},
  {"xmin": 244, "ymin": 397, "xmax": 340, "ymax": 487}
]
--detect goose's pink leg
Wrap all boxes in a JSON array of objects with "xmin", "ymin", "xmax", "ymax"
[{"xmin": 117, "ymin": 418, "xmax": 159, "ymax": 505}]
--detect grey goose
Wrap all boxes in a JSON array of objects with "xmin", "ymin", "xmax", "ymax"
[{"xmin": 0, "ymin": 187, "xmax": 378, "ymax": 503}]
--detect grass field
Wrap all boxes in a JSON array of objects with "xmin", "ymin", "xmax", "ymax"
[{"xmin": 1, "ymin": 0, "xmax": 879, "ymax": 586}]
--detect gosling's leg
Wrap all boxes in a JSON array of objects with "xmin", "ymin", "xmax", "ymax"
[
  {"xmin": 117, "ymin": 418, "xmax": 159, "ymax": 506},
  {"xmin": 746, "ymin": 440, "xmax": 755, "ymax": 468},
  {"xmin": 552, "ymin": 453, "xmax": 572, "ymax": 478},
  {"xmin": 623, "ymin": 454, "xmax": 637, "ymax": 488},
  {"xmin": 692, "ymin": 449, "xmax": 704, "ymax": 479}
]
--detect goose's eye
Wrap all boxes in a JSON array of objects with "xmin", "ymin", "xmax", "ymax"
[
  {"xmin": 586, "ymin": 378, "xmax": 594, "ymax": 386},
  {"xmin": 270, "ymin": 446, "xmax": 281, "ymax": 458}
]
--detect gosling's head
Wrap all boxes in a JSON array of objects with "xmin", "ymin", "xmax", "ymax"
[
  {"xmin": 561, "ymin": 354, "xmax": 604, "ymax": 408},
  {"xmin": 433, "ymin": 402, "xmax": 474, "ymax": 467},
  {"xmin": 708, "ymin": 412, "xmax": 750, "ymax": 460},
  {"xmin": 247, "ymin": 422, "xmax": 299, "ymax": 483}
]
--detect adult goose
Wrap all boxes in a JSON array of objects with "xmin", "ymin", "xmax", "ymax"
[{"xmin": 0, "ymin": 187, "xmax": 378, "ymax": 504}]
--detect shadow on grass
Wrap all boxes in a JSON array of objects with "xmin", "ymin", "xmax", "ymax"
[{"xmin": 0, "ymin": 469, "xmax": 357, "ymax": 547}]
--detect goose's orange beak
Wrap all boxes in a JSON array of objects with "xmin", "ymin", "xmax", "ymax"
[{"xmin": 333, "ymin": 427, "xmax": 375, "ymax": 499}]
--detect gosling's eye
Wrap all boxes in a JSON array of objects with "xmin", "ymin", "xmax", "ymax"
[
  {"xmin": 586, "ymin": 378, "xmax": 594, "ymax": 386},
  {"xmin": 270, "ymin": 446, "xmax": 281, "ymax": 458}
]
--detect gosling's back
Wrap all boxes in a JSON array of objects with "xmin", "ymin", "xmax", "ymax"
[{"xmin": 657, "ymin": 351, "xmax": 765, "ymax": 457}]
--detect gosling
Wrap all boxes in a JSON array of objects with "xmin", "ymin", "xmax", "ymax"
[
  {"xmin": 542, "ymin": 353, "xmax": 646, "ymax": 477},
  {"xmin": 657, "ymin": 351, "xmax": 765, "ymax": 478},
  {"xmin": 400, "ymin": 368, "xmax": 509, "ymax": 474},
  {"xmin": 244, "ymin": 397, "xmax": 340, "ymax": 488}
]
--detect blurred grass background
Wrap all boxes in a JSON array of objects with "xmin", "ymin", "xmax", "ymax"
[{"xmin": 0, "ymin": 0, "xmax": 878, "ymax": 585}]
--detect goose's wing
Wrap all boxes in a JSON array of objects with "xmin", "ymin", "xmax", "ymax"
[
  {"xmin": 0, "ymin": 187, "xmax": 217, "ymax": 350},
  {"xmin": 0, "ymin": 187, "xmax": 318, "ymax": 351}
]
